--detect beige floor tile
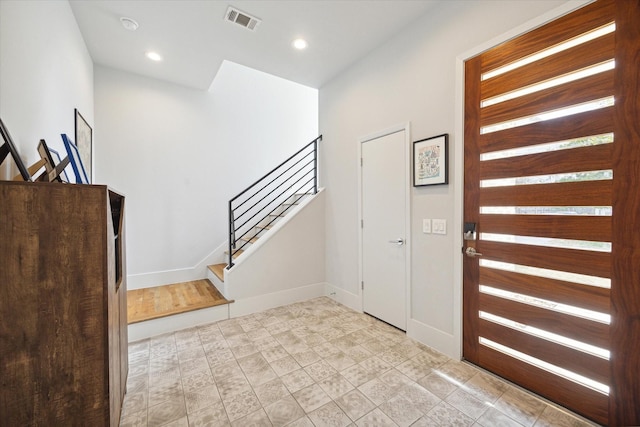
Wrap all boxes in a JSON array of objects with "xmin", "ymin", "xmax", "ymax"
[
  {"xmin": 264, "ymin": 394, "xmax": 306, "ymax": 425},
  {"xmin": 308, "ymin": 401, "xmax": 352, "ymax": 427},
  {"xmin": 355, "ymin": 407, "xmax": 397, "ymax": 427},
  {"xmin": 293, "ymin": 383, "xmax": 333, "ymax": 413}
]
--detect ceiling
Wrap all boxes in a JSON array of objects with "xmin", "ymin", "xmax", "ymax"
[{"xmin": 69, "ymin": 1, "xmax": 439, "ymax": 91}]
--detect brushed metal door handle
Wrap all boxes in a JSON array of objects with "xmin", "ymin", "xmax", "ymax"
[{"xmin": 465, "ymin": 247, "xmax": 483, "ymax": 257}]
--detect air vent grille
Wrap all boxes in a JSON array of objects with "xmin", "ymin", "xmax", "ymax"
[{"xmin": 225, "ymin": 6, "xmax": 261, "ymax": 31}]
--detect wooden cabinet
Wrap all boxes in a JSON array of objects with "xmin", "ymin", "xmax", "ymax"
[{"xmin": 0, "ymin": 181, "xmax": 128, "ymax": 426}]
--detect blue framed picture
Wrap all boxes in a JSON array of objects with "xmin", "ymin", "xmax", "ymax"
[{"xmin": 62, "ymin": 133, "xmax": 89, "ymax": 184}]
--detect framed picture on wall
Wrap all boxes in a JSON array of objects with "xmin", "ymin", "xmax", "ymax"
[
  {"xmin": 413, "ymin": 133, "xmax": 448, "ymax": 186},
  {"xmin": 74, "ymin": 109, "xmax": 92, "ymax": 183}
]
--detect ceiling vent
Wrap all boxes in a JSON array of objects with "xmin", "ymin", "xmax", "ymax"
[{"xmin": 225, "ymin": 6, "xmax": 261, "ymax": 31}]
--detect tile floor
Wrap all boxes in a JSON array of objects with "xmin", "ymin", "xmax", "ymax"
[{"xmin": 119, "ymin": 297, "xmax": 598, "ymax": 427}]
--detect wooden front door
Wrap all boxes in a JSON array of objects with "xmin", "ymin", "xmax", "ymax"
[{"xmin": 462, "ymin": 1, "xmax": 640, "ymax": 425}]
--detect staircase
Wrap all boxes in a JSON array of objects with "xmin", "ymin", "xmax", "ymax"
[
  {"xmin": 127, "ymin": 136, "xmax": 323, "ymax": 341},
  {"xmin": 207, "ymin": 192, "xmax": 314, "ymax": 296},
  {"xmin": 207, "ymin": 135, "xmax": 322, "ymax": 301}
]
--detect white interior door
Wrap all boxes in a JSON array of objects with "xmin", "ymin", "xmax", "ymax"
[{"xmin": 361, "ymin": 129, "xmax": 407, "ymax": 330}]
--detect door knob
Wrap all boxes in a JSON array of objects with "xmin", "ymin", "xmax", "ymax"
[
  {"xmin": 465, "ymin": 247, "xmax": 483, "ymax": 257},
  {"xmin": 388, "ymin": 238, "xmax": 404, "ymax": 245}
]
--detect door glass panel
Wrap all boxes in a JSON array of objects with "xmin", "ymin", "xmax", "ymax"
[
  {"xmin": 480, "ymin": 170, "xmax": 612, "ymax": 188},
  {"xmin": 479, "ymin": 338, "xmax": 609, "ymax": 394},
  {"xmin": 481, "ymin": 97, "xmax": 614, "ymax": 134},
  {"xmin": 480, "ymin": 206, "xmax": 612, "ymax": 215},
  {"xmin": 480, "ymin": 311, "xmax": 609, "ymax": 359},
  {"xmin": 480, "ymin": 259, "xmax": 610, "ymax": 288},
  {"xmin": 480, "ymin": 233, "xmax": 611, "ymax": 252},
  {"xmin": 482, "ymin": 23, "xmax": 615, "ymax": 80},
  {"xmin": 479, "ymin": 285, "xmax": 610, "ymax": 323},
  {"xmin": 480, "ymin": 133, "xmax": 613, "ymax": 161},
  {"xmin": 482, "ymin": 60, "xmax": 614, "ymax": 108}
]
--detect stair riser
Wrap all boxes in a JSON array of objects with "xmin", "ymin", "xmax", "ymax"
[
  {"xmin": 286, "ymin": 193, "xmax": 311, "ymax": 206},
  {"xmin": 206, "ymin": 268, "xmax": 229, "ymax": 299}
]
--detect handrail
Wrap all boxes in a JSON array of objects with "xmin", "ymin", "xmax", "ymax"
[
  {"xmin": 228, "ymin": 135, "xmax": 322, "ymax": 268},
  {"xmin": 234, "ymin": 157, "xmax": 314, "ymax": 221},
  {"xmin": 234, "ymin": 166, "xmax": 314, "ymax": 231}
]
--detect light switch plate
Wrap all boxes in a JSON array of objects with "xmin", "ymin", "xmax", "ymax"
[
  {"xmin": 423, "ymin": 219, "xmax": 431, "ymax": 234},
  {"xmin": 433, "ymin": 219, "xmax": 447, "ymax": 235}
]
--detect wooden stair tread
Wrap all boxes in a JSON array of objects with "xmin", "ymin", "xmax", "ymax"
[
  {"xmin": 208, "ymin": 263, "xmax": 226, "ymax": 282},
  {"xmin": 240, "ymin": 236, "xmax": 260, "ymax": 244},
  {"xmin": 127, "ymin": 279, "xmax": 233, "ymax": 324},
  {"xmin": 224, "ymin": 249, "xmax": 244, "ymax": 259}
]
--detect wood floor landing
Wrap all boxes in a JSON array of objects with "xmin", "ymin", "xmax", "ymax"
[{"xmin": 127, "ymin": 279, "xmax": 232, "ymax": 324}]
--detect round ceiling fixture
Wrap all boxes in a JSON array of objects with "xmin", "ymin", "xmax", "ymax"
[
  {"xmin": 120, "ymin": 17, "xmax": 139, "ymax": 31},
  {"xmin": 292, "ymin": 38, "xmax": 308, "ymax": 50},
  {"xmin": 145, "ymin": 51, "xmax": 163, "ymax": 62}
]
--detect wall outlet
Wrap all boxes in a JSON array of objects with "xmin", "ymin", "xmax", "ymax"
[
  {"xmin": 433, "ymin": 219, "xmax": 447, "ymax": 235},
  {"xmin": 423, "ymin": 219, "xmax": 431, "ymax": 234}
]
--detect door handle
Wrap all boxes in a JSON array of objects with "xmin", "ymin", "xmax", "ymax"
[
  {"xmin": 388, "ymin": 238, "xmax": 404, "ymax": 246},
  {"xmin": 465, "ymin": 247, "xmax": 483, "ymax": 257}
]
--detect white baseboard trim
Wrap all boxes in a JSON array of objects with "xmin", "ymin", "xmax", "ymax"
[
  {"xmin": 127, "ymin": 241, "xmax": 227, "ymax": 290},
  {"xmin": 325, "ymin": 283, "xmax": 361, "ymax": 312},
  {"xmin": 229, "ymin": 282, "xmax": 326, "ymax": 318},
  {"xmin": 128, "ymin": 305, "xmax": 229, "ymax": 342},
  {"xmin": 407, "ymin": 318, "xmax": 460, "ymax": 360}
]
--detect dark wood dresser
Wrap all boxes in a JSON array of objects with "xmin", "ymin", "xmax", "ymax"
[{"xmin": 0, "ymin": 181, "xmax": 128, "ymax": 426}]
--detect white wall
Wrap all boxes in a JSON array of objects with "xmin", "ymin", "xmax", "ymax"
[
  {"xmin": 0, "ymin": 0, "xmax": 93, "ymax": 179},
  {"xmin": 226, "ymin": 190, "xmax": 326, "ymax": 316},
  {"xmin": 319, "ymin": 0, "xmax": 572, "ymax": 357},
  {"xmin": 95, "ymin": 61, "xmax": 318, "ymax": 287}
]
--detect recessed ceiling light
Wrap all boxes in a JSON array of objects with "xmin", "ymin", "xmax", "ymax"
[
  {"xmin": 145, "ymin": 51, "xmax": 163, "ymax": 62},
  {"xmin": 292, "ymin": 38, "xmax": 308, "ymax": 50},
  {"xmin": 120, "ymin": 17, "xmax": 139, "ymax": 31}
]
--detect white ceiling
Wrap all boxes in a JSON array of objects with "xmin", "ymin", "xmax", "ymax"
[{"xmin": 69, "ymin": 1, "xmax": 439, "ymax": 90}]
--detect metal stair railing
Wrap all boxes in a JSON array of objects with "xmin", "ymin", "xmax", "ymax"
[{"xmin": 228, "ymin": 135, "xmax": 322, "ymax": 268}]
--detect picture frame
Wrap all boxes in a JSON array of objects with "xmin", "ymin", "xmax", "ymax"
[
  {"xmin": 0, "ymin": 117, "xmax": 32, "ymax": 181},
  {"xmin": 74, "ymin": 109, "xmax": 92, "ymax": 183},
  {"xmin": 413, "ymin": 133, "xmax": 448, "ymax": 186},
  {"xmin": 62, "ymin": 134, "xmax": 89, "ymax": 184},
  {"xmin": 48, "ymin": 148, "xmax": 69, "ymax": 183},
  {"xmin": 36, "ymin": 138, "xmax": 70, "ymax": 184},
  {"xmin": 49, "ymin": 148, "xmax": 69, "ymax": 182}
]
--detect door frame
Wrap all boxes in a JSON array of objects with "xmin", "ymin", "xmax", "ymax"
[
  {"xmin": 357, "ymin": 122, "xmax": 412, "ymax": 326},
  {"xmin": 452, "ymin": 1, "xmax": 592, "ymax": 359}
]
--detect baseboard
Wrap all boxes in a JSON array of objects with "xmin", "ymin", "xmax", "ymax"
[
  {"xmin": 128, "ymin": 304, "xmax": 229, "ymax": 342},
  {"xmin": 406, "ymin": 318, "xmax": 460, "ymax": 360},
  {"xmin": 325, "ymin": 283, "xmax": 361, "ymax": 312},
  {"xmin": 127, "ymin": 241, "xmax": 227, "ymax": 290},
  {"xmin": 229, "ymin": 282, "xmax": 326, "ymax": 318}
]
